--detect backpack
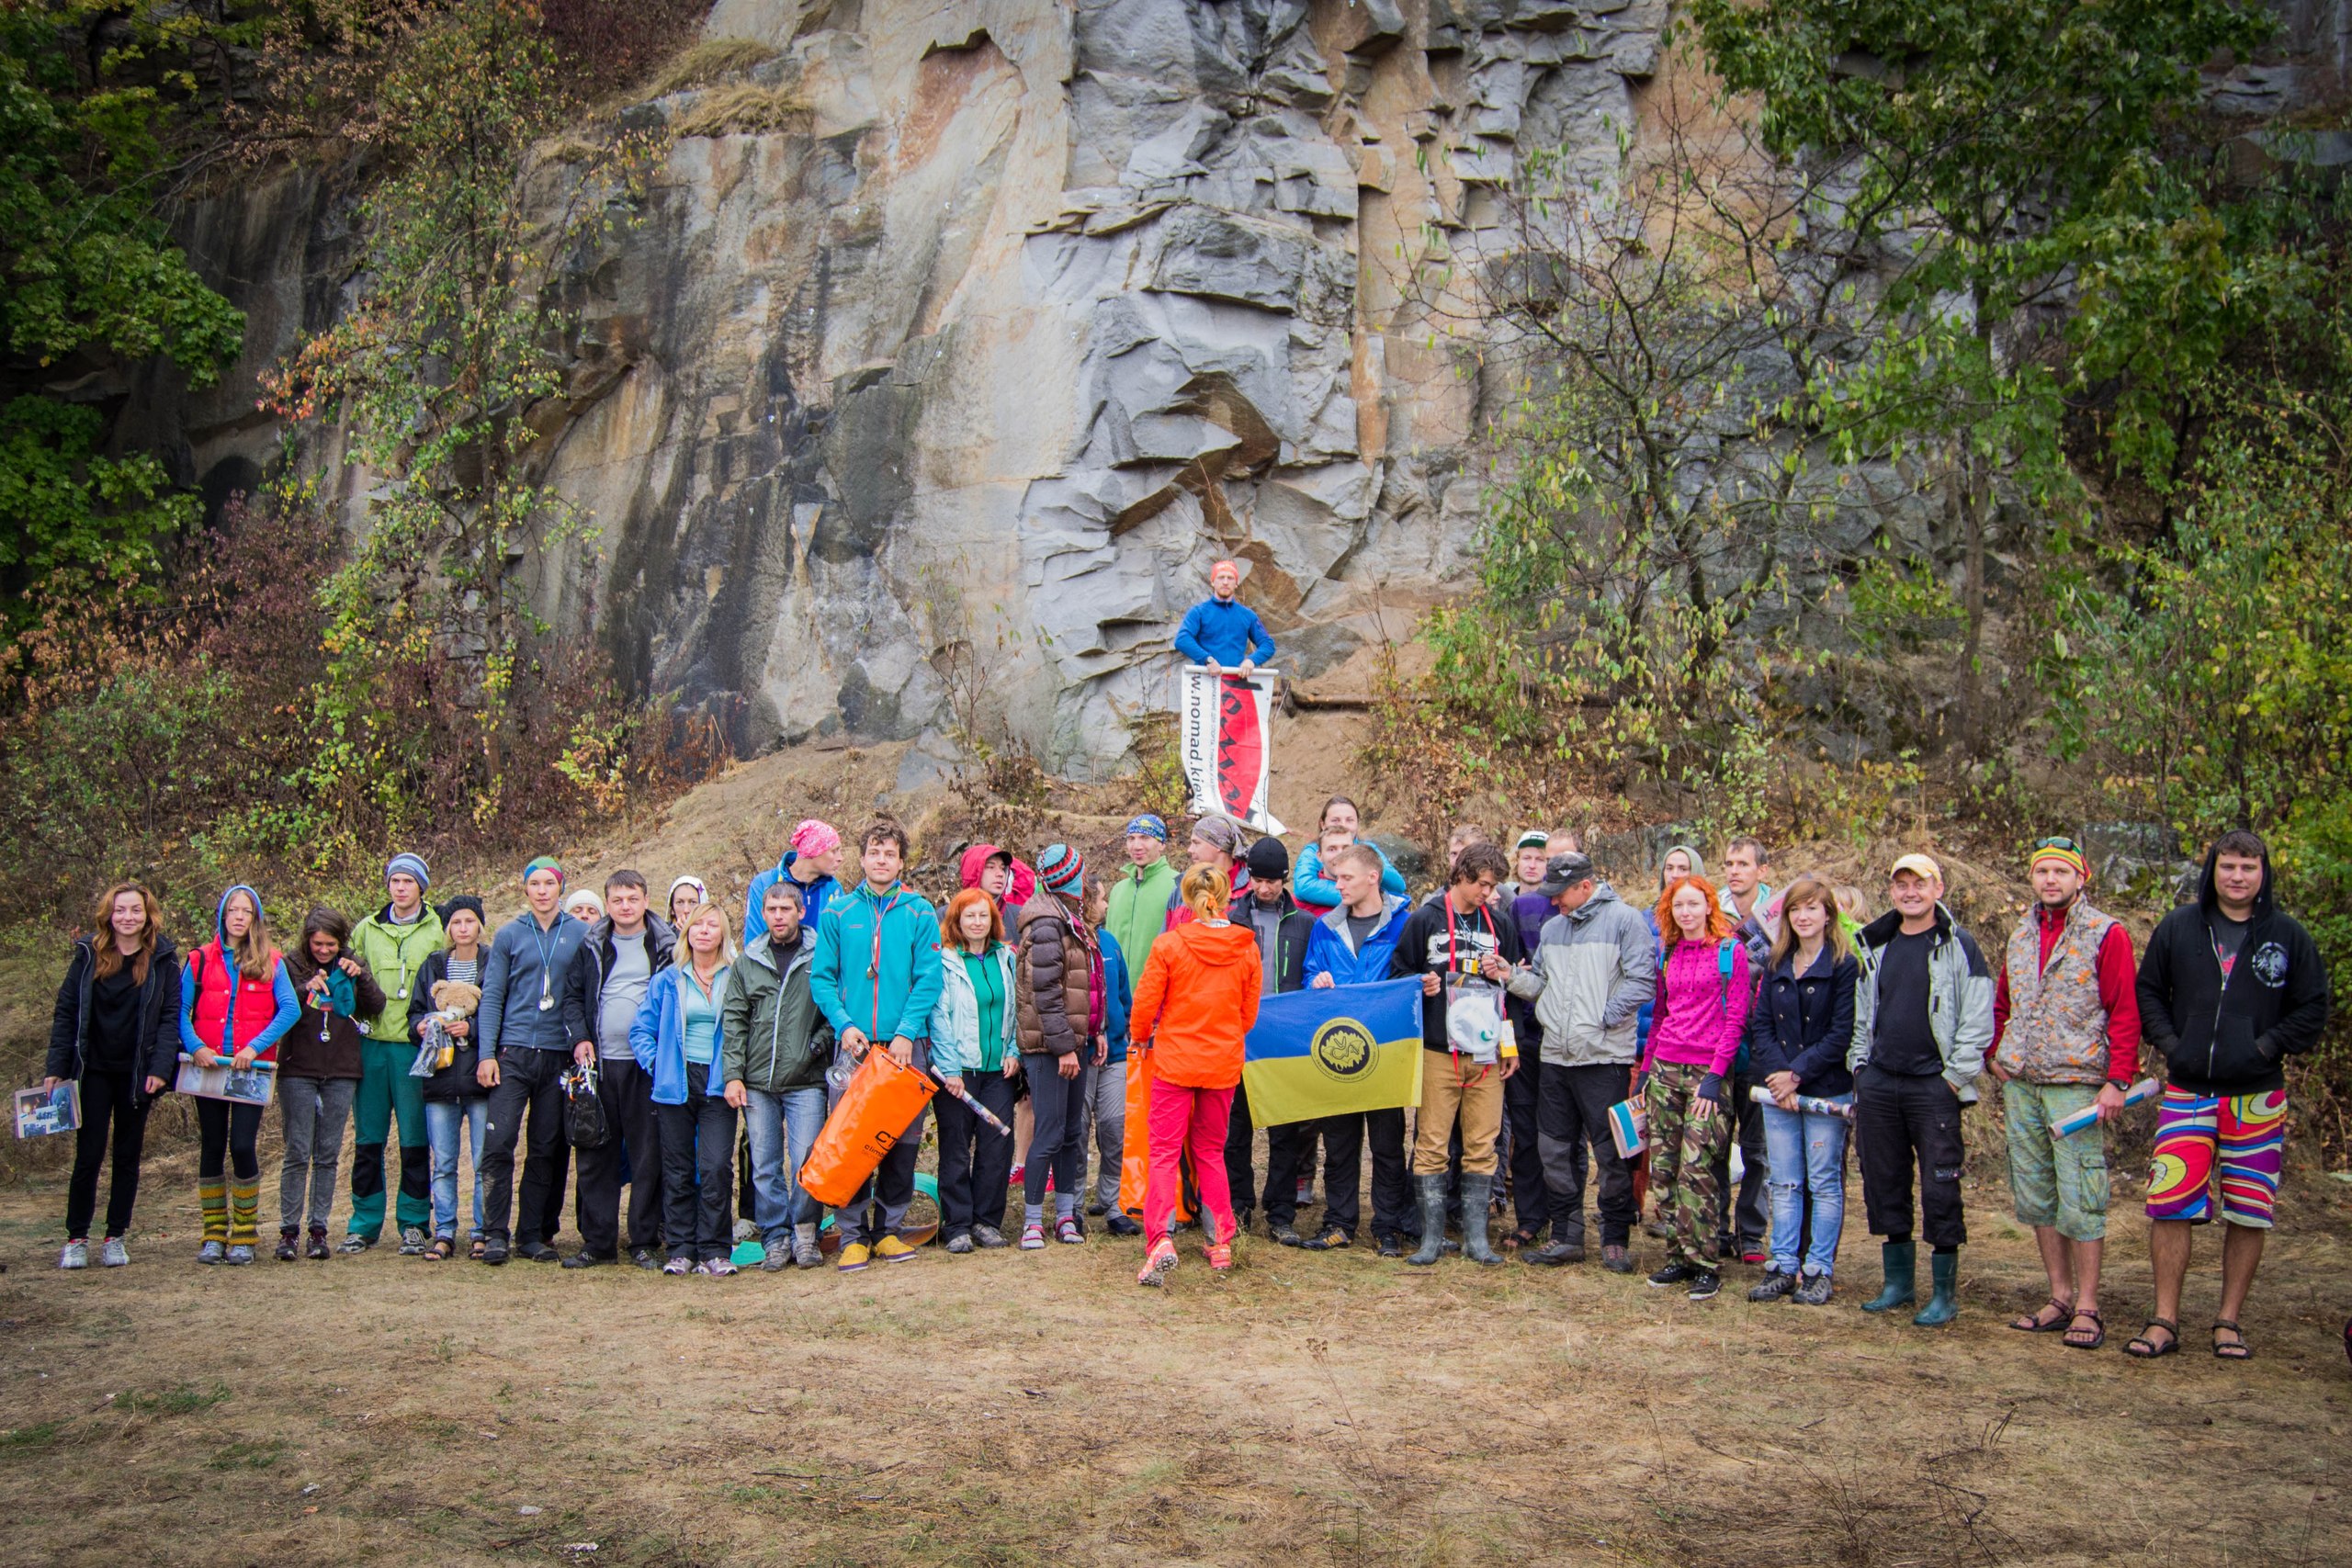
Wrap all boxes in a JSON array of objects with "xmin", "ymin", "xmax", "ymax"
[{"xmin": 561, "ymin": 1058, "xmax": 609, "ymax": 1148}]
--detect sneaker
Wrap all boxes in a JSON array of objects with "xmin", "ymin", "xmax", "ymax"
[
  {"xmin": 1687, "ymin": 1271, "xmax": 1722, "ymax": 1302},
  {"xmin": 336, "ymin": 1233, "xmax": 372, "ymax": 1255},
  {"xmin": 973, "ymin": 1224, "xmax": 1009, "ymax": 1249},
  {"xmin": 1747, "ymin": 1269, "xmax": 1796, "ymax": 1303},
  {"xmin": 1643, "ymin": 1219, "xmax": 1670, "ymax": 1240},
  {"xmin": 1524, "ymin": 1237, "xmax": 1584, "ymax": 1267},
  {"xmin": 60, "ymin": 1240, "xmax": 88, "ymax": 1270},
  {"xmin": 225, "ymin": 1245, "xmax": 254, "ymax": 1265},
  {"xmin": 874, "ymin": 1235, "xmax": 918, "ymax": 1264},
  {"xmin": 560, "ymin": 1251, "xmax": 609, "ymax": 1270},
  {"xmin": 1020, "ymin": 1223, "xmax": 1047, "ymax": 1250},
  {"xmin": 761, "ymin": 1241, "xmax": 792, "ymax": 1271},
  {"xmin": 1086, "ymin": 1199, "xmax": 1109, "ymax": 1217},
  {"xmin": 308, "ymin": 1227, "xmax": 331, "ymax": 1261},
  {"xmin": 275, "ymin": 1231, "xmax": 299, "ymax": 1262},
  {"xmin": 662, "ymin": 1255, "xmax": 695, "ymax": 1275},
  {"xmin": 99, "ymin": 1238, "xmax": 128, "ymax": 1268},
  {"xmin": 1136, "ymin": 1238, "xmax": 1179, "ymax": 1287},
  {"xmin": 1270, "ymin": 1223, "xmax": 1304, "ymax": 1247},
  {"xmin": 700, "ymin": 1257, "xmax": 738, "ymax": 1277},
  {"xmin": 733, "ymin": 1218, "xmax": 760, "ymax": 1244},
  {"xmin": 944, "ymin": 1233, "xmax": 975, "ymax": 1255},
  {"xmin": 836, "ymin": 1242, "xmax": 872, "ymax": 1272},
  {"xmin": 1204, "ymin": 1240, "xmax": 1234, "ymax": 1271},
  {"xmin": 1794, "ymin": 1271, "xmax": 1834, "ymax": 1306},
  {"xmin": 399, "ymin": 1226, "xmax": 428, "ymax": 1257},
  {"xmin": 1601, "ymin": 1245, "xmax": 1635, "ymax": 1274},
  {"xmin": 1056, "ymin": 1217, "xmax": 1084, "ymax": 1245},
  {"xmin": 632, "ymin": 1247, "xmax": 662, "ymax": 1270},
  {"xmin": 1307, "ymin": 1224, "xmax": 1351, "ymax": 1250},
  {"xmin": 1105, "ymin": 1213, "xmax": 1142, "ymax": 1237},
  {"xmin": 198, "ymin": 1241, "xmax": 226, "ymax": 1266},
  {"xmin": 1647, "ymin": 1260, "xmax": 1703, "ymax": 1289}
]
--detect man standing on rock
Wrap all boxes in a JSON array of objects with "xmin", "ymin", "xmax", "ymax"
[
  {"xmin": 2128, "ymin": 830, "xmax": 2330, "ymax": 1361},
  {"xmin": 1987, "ymin": 837, "xmax": 2141, "ymax": 1349},
  {"xmin": 1173, "ymin": 558, "xmax": 1275, "ymax": 673},
  {"xmin": 1849, "ymin": 853, "xmax": 1993, "ymax": 1325},
  {"xmin": 344, "ymin": 852, "xmax": 443, "ymax": 1255},
  {"xmin": 745, "ymin": 818, "xmax": 842, "ymax": 949}
]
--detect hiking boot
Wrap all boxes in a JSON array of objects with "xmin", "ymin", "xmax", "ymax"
[
  {"xmin": 1104, "ymin": 1214, "xmax": 1142, "ymax": 1237},
  {"xmin": 275, "ymin": 1230, "xmax": 299, "ymax": 1263},
  {"xmin": 974, "ymin": 1224, "xmax": 1010, "ymax": 1249},
  {"xmin": 1086, "ymin": 1199, "xmax": 1108, "ymax": 1217},
  {"xmin": 1687, "ymin": 1271, "xmax": 1722, "ymax": 1302},
  {"xmin": 198, "ymin": 1240, "xmax": 226, "ymax": 1266},
  {"xmin": 632, "ymin": 1247, "xmax": 662, "ymax": 1270},
  {"xmin": 1406, "ymin": 1176, "xmax": 1448, "ymax": 1267},
  {"xmin": 1861, "ymin": 1241, "xmax": 1917, "ymax": 1314},
  {"xmin": 874, "ymin": 1235, "xmax": 918, "ymax": 1264},
  {"xmin": 225, "ymin": 1245, "xmax": 254, "ymax": 1265},
  {"xmin": 1524, "ymin": 1236, "xmax": 1585, "ymax": 1267},
  {"xmin": 762, "ymin": 1241, "xmax": 793, "ymax": 1270},
  {"xmin": 399, "ymin": 1226, "xmax": 428, "ymax": 1257},
  {"xmin": 1913, "ymin": 1249, "xmax": 1960, "ymax": 1327},
  {"xmin": 944, "ymin": 1233, "xmax": 975, "ymax": 1255},
  {"xmin": 1375, "ymin": 1232, "xmax": 1406, "ymax": 1258},
  {"xmin": 99, "ymin": 1237, "xmax": 129, "ymax": 1268},
  {"xmin": 1647, "ymin": 1260, "xmax": 1704, "ymax": 1289},
  {"xmin": 1601, "ymin": 1245, "xmax": 1635, "ymax": 1274},
  {"xmin": 791, "ymin": 1224, "xmax": 823, "ymax": 1269},
  {"xmin": 836, "ymin": 1241, "xmax": 871, "ymax": 1272},
  {"xmin": 59, "ymin": 1241, "xmax": 87, "ymax": 1270},
  {"xmin": 1306, "ymin": 1224, "xmax": 1351, "ymax": 1250},
  {"xmin": 1020, "ymin": 1223, "xmax": 1047, "ymax": 1250},
  {"xmin": 336, "ymin": 1233, "xmax": 372, "ymax": 1255},
  {"xmin": 1794, "ymin": 1270, "xmax": 1834, "ymax": 1306},
  {"xmin": 1269, "ymin": 1222, "xmax": 1304, "ymax": 1247},
  {"xmin": 1460, "ymin": 1175, "xmax": 1503, "ymax": 1267},
  {"xmin": 307, "ymin": 1226, "xmax": 331, "ymax": 1261},
  {"xmin": 1137, "ymin": 1238, "xmax": 1179, "ymax": 1287},
  {"xmin": 1747, "ymin": 1269, "xmax": 1796, "ymax": 1303}
]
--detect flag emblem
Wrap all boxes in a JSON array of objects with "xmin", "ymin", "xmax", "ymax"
[{"xmin": 1311, "ymin": 1018, "xmax": 1375, "ymax": 1080}]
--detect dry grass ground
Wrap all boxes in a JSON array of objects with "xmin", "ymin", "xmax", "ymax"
[{"xmin": 1, "ymin": 1124, "xmax": 2346, "ymax": 1568}]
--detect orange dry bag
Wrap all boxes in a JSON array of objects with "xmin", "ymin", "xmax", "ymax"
[
  {"xmin": 1116, "ymin": 1047, "xmax": 1193, "ymax": 1224},
  {"xmin": 797, "ymin": 1047, "xmax": 937, "ymax": 1209}
]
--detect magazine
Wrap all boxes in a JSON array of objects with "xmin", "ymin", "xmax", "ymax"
[
  {"xmin": 175, "ymin": 1055, "xmax": 277, "ymax": 1107},
  {"xmin": 15, "ymin": 1081, "xmax": 81, "ymax": 1138}
]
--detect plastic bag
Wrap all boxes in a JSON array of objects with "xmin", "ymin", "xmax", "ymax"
[
  {"xmin": 798, "ymin": 1045, "xmax": 938, "ymax": 1209},
  {"xmin": 1445, "ymin": 980, "xmax": 1506, "ymax": 1063}
]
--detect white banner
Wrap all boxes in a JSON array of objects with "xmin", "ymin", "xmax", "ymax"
[{"xmin": 1179, "ymin": 666, "xmax": 1285, "ymax": 836}]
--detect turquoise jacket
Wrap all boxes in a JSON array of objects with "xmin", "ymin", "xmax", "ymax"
[{"xmin": 811, "ymin": 881, "xmax": 944, "ymax": 1044}]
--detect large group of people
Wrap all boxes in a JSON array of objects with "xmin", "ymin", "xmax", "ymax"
[{"xmin": 40, "ymin": 795, "xmax": 2334, "ymax": 1359}]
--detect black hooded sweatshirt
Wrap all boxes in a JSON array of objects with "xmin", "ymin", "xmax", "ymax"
[{"xmin": 2134, "ymin": 842, "xmax": 2331, "ymax": 1096}]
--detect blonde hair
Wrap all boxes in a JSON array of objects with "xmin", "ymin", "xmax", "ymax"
[
  {"xmin": 1770, "ymin": 876, "xmax": 1851, "ymax": 968},
  {"xmin": 1181, "ymin": 864, "xmax": 1231, "ymax": 922},
  {"xmin": 674, "ymin": 899, "xmax": 736, "ymax": 970}
]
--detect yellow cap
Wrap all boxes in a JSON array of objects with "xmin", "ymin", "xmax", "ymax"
[{"xmin": 1889, "ymin": 852, "xmax": 1943, "ymax": 884}]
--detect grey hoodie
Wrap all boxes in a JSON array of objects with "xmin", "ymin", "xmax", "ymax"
[{"xmin": 1532, "ymin": 882, "xmax": 1655, "ymax": 1066}]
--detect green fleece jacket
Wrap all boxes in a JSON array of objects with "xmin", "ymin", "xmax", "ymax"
[
  {"xmin": 1104, "ymin": 857, "xmax": 1176, "ymax": 976},
  {"xmin": 348, "ymin": 903, "xmax": 447, "ymax": 1043}
]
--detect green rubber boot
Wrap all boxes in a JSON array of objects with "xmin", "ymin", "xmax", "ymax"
[
  {"xmin": 1861, "ymin": 1240, "xmax": 1917, "ymax": 1314},
  {"xmin": 1912, "ymin": 1247, "xmax": 1960, "ymax": 1326},
  {"xmin": 1405, "ymin": 1176, "xmax": 1448, "ymax": 1266}
]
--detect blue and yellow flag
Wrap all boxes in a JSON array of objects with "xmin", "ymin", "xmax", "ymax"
[{"xmin": 1243, "ymin": 979, "xmax": 1424, "ymax": 1128}]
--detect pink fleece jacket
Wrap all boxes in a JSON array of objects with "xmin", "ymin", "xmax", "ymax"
[{"xmin": 1641, "ymin": 939, "xmax": 1752, "ymax": 1077}]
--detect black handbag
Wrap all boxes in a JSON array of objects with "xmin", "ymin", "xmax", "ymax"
[{"xmin": 562, "ymin": 1059, "xmax": 609, "ymax": 1148}]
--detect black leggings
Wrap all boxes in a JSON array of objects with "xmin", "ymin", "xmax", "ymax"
[
  {"xmin": 197, "ymin": 1098, "xmax": 264, "ymax": 1181},
  {"xmin": 67, "ymin": 1066, "xmax": 152, "ymax": 1239}
]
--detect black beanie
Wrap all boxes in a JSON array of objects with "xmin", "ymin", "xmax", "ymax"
[
  {"xmin": 438, "ymin": 894, "xmax": 486, "ymax": 928},
  {"xmin": 1245, "ymin": 836, "xmax": 1290, "ymax": 881}
]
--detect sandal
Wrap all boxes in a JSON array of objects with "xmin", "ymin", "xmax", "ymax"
[
  {"xmin": 2009, "ymin": 1296, "xmax": 2075, "ymax": 1333},
  {"xmin": 424, "ymin": 1237, "xmax": 455, "ymax": 1261},
  {"xmin": 2124, "ymin": 1316, "xmax": 2179, "ymax": 1359},
  {"xmin": 2062, "ymin": 1308, "xmax": 2105, "ymax": 1350},
  {"xmin": 468, "ymin": 1237, "xmax": 487, "ymax": 1261},
  {"xmin": 2211, "ymin": 1319, "xmax": 2253, "ymax": 1360}
]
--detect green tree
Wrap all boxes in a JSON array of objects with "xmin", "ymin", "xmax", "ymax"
[{"xmin": 0, "ymin": 2, "xmax": 248, "ymax": 626}]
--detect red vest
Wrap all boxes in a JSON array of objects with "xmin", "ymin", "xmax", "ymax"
[{"xmin": 190, "ymin": 941, "xmax": 287, "ymax": 1062}]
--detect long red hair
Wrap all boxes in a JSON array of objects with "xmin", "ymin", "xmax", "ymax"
[
  {"xmin": 1656, "ymin": 874, "xmax": 1734, "ymax": 952},
  {"xmin": 89, "ymin": 882, "xmax": 159, "ymax": 987},
  {"xmin": 940, "ymin": 886, "xmax": 1004, "ymax": 949}
]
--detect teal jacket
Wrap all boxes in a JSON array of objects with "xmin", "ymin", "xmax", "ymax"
[{"xmin": 811, "ymin": 882, "xmax": 944, "ymax": 1044}]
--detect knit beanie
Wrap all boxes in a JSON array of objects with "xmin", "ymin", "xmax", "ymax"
[
  {"xmin": 2029, "ymin": 837, "xmax": 2089, "ymax": 879},
  {"xmin": 522, "ymin": 856, "xmax": 565, "ymax": 887},
  {"xmin": 385, "ymin": 852, "xmax": 431, "ymax": 890},
  {"xmin": 1245, "ymin": 836, "xmax": 1290, "ymax": 882},
  {"xmin": 437, "ymin": 895, "xmax": 485, "ymax": 929},
  {"xmin": 1036, "ymin": 844, "xmax": 1085, "ymax": 899},
  {"xmin": 667, "ymin": 874, "xmax": 707, "ymax": 909}
]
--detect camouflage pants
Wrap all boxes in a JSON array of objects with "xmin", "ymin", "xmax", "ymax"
[{"xmin": 1646, "ymin": 1059, "xmax": 1731, "ymax": 1268}]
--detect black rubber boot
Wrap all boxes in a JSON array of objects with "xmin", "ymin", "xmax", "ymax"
[{"xmin": 1461, "ymin": 1175, "xmax": 1502, "ymax": 1266}]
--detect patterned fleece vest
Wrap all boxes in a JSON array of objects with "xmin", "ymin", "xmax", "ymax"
[{"xmin": 1996, "ymin": 899, "xmax": 2116, "ymax": 1085}]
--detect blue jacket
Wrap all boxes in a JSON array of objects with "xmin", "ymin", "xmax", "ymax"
[
  {"xmin": 1291, "ymin": 838, "xmax": 1408, "ymax": 911},
  {"xmin": 1101, "ymin": 929, "xmax": 1134, "ymax": 1065},
  {"xmin": 630, "ymin": 962, "xmax": 730, "ymax": 1106},
  {"xmin": 1303, "ymin": 895, "xmax": 1412, "ymax": 987},
  {"xmin": 1173, "ymin": 597, "xmax": 1275, "ymax": 666},
  {"xmin": 811, "ymin": 882, "xmax": 944, "ymax": 1044},
  {"xmin": 1745, "ymin": 945, "xmax": 1858, "ymax": 1097},
  {"xmin": 744, "ymin": 852, "xmax": 839, "ymax": 948},
  {"xmin": 479, "ymin": 910, "xmax": 591, "ymax": 1055}
]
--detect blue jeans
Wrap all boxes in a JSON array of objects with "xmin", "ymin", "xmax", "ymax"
[
  {"xmin": 1762, "ymin": 1094, "xmax": 1851, "ymax": 1278},
  {"xmin": 741, "ymin": 1086, "xmax": 828, "ymax": 1240},
  {"xmin": 426, "ymin": 1098, "xmax": 489, "ymax": 1241}
]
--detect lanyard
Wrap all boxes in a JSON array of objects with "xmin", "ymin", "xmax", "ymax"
[
  {"xmin": 865, "ymin": 886, "xmax": 902, "ymax": 1037},
  {"xmin": 529, "ymin": 917, "xmax": 562, "ymax": 1009},
  {"xmin": 1443, "ymin": 895, "xmax": 1498, "ymax": 1078},
  {"xmin": 383, "ymin": 912, "xmax": 434, "ymax": 998}
]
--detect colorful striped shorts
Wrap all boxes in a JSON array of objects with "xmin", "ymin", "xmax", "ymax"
[{"xmin": 2145, "ymin": 1088, "xmax": 2287, "ymax": 1229}]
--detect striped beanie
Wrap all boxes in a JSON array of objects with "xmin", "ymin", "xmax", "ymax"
[
  {"xmin": 1124, "ymin": 813, "xmax": 1167, "ymax": 841},
  {"xmin": 2030, "ymin": 837, "xmax": 2089, "ymax": 879},
  {"xmin": 522, "ymin": 856, "xmax": 565, "ymax": 887},
  {"xmin": 1036, "ymin": 844, "xmax": 1085, "ymax": 898},
  {"xmin": 385, "ymin": 852, "xmax": 430, "ymax": 890}
]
